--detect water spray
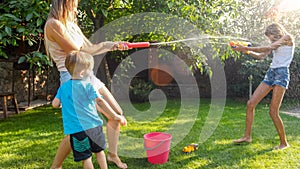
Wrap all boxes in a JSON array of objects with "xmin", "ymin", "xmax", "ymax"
[{"xmin": 124, "ymin": 36, "xmax": 253, "ymax": 49}]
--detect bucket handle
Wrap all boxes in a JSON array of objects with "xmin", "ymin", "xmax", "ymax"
[{"xmin": 144, "ymin": 140, "xmax": 166, "ymax": 151}]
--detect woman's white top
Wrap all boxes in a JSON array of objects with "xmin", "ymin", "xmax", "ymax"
[{"xmin": 44, "ymin": 19, "xmax": 84, "ymax": 71}]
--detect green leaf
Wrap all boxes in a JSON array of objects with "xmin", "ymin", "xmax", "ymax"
[
  {"xmin": 17, "ymin": 27, "xmax": 26, "ymax": 33},
  {"xmin": 26, "ymin": 13, "xmax": 33, "ymax": 21},
  {"xmin": 18, "ymin": 56, "xmax": 26, "ymax": 64},
  {"xmin": 3, "ymin": 14, "xmax": 21, "ymax": 22},
  {"xmin": 37, "ymin": 18, "xmax": 43, "ymax": 27},
  {"xmin": 5, "ymin": 26, "xmax": 12, "ymax": 36},
  {"xmin": 101, "ymin": 9, "xmax": 108, "ymax": 18},
  {"xmin": 28, "ymin": 40, "xmax": 33, "ymax": 46}
]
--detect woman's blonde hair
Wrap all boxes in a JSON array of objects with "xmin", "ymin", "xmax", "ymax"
[
  {"xmin": 65, "ymin": 51, "xmax": 94, "ymax": 77},
  {"xmin": 264, "ymin": 23, "xmax": 289, "ymax": 41},
  {"xmin": 48, "ymin": 0, "xmax": 78, "ymax": 25}
]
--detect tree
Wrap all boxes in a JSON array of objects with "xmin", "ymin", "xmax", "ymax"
[
  {"xmin": 77, "ymin": 0, "xmax": 243, "ymax": 86},
  {"xmin": 0, "ymin": 0, "xmax": 51, "ymax": 73}
]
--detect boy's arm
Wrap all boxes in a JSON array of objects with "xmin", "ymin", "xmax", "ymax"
[{"xmin": 52, "ymin": 98, "xmax": 61, "ymax": 108}]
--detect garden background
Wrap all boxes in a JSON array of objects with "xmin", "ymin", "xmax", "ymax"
[{"xmin": 0, "ymin": 0, "xmax": 300, "ymax": 168}]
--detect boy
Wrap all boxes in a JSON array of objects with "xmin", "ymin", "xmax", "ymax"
[{"xmin": 52, "ymin": 51, "xmax": 125, "ymax": 168}]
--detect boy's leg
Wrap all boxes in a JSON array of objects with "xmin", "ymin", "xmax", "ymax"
[
  {"xmin": 95, "ymin": 151, "xmax": 108, "ymax": 169},
  {"xmin": 82, "ymin": 157, "xmax": 94, "ymax": 169},
  {"xmin": 51, "ymin": 136, "xmax": 72, "ymax": 169}
]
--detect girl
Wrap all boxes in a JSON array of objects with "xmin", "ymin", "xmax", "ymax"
[{"xmin": 233, "ymin": 23, "xmax": 294, "ymax": 150}]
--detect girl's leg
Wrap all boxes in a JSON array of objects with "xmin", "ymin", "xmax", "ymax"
[
  {"xmin": 50, "ymin": 136, "xmax": 72, "ymax": 169},
  {"xmin": 98, "ymin": 86, "xmax": 127, "ymax": 169},
  {"xmin": 234, "ymin": 82, "xmax": 272, "ymax": 143},
  {"xmin": 82, "ymin": 157, "xmax": 94, "ymax": 169},
  {"xmin": 95, "ymin": 151, "xmax": 108, "ymax": 169},
  {"xmin": 269, "ymin": 85, "xmax": 289, "ymax": 149}
]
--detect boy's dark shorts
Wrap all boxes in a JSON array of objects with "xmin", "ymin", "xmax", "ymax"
[
  {"xmin": 70, "ymin": 126, "xmax": 106, "ymax": 162},
  {"xmin": 262, "ymin": 67, "xmax": 290, "ymax": 89}
]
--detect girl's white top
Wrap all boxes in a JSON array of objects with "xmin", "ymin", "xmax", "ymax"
[{"xmin": 270, "ymin": 45, "xmax": 294, "ymax": 68}]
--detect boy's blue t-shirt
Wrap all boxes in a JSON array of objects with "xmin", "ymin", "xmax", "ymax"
[{"xmin": 55, "ymin": 79, "xmax": 103, "ymax": 135}]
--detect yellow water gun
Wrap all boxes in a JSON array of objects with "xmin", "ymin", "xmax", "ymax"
[{"xmin": 229, "ymin": 41, "xmax": 252, "ymax": 48}]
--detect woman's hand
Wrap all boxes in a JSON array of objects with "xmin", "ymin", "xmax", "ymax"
[
  {"xmin": 112, "ymin": 42, "xmax": 130, "ymax": 51},
  {"xmin": 114, "ymin": 114, "xmax": 128, "ymax": 126}
]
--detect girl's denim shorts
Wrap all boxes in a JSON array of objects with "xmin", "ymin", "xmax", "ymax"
[{"xmin": 262, "ymin": 67, "xmax": 290, "ymax": 89}]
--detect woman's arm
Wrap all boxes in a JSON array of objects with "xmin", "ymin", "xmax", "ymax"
[
  {"xmin": 81, "ymin": 35, "xmax": 129, "ymax": 56},
  {"xmin": 81, "ymin": 36, "xmax": 116, "ymax": 55},
  {"xmin": 95, "ymin": 97, "xmax": 127, "ymax": 125},
  {"xmin": 96, "ymin": 97, "xmax": 121, "ymax": 120}
]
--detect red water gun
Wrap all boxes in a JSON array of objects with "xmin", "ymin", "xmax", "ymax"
[{"xmin": 118, "ymin": 42, "xmax": 151, "ymax": 49}]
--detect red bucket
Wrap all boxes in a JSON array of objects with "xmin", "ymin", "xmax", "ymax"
[{"xmin": 144, "ymin": 132, "xmax": 172, "ymax": 164}]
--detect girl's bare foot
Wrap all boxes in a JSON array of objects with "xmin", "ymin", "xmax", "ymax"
[
  {"xmin": 107, "ymin": 152, "xmax": 127, "ymax": 169},
  {"xmin": 274, "ymin": 144, "xmax": 290, "ymax": 150},
  {"xmin": 233, "ymin": 137, "xmax": 252, "ymax": 144}
]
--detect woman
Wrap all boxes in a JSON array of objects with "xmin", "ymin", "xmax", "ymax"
[
  {"xmin": 233, "ymin": 23, "xmax": 294, "ymax": 150},
  {"xmin": 44, "ymin": 0, "xmax": 128, "ymax": 168}
]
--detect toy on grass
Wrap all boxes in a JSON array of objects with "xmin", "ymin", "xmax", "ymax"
[{"xmin": 182, "ymin": 143, "xmax": 199, "ymax": 154}]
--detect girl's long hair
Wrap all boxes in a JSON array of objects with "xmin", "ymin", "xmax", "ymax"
[{"xmin": 264, "ymin": 23, "xmax": 290, "ymax": 41}]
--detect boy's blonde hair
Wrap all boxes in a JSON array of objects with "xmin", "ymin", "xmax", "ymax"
[
  {"xmin": 264, "ymin": 23, "xmax": 289, "ymax": 41},
  {"xmin": 65, "ymin": 51, "xmax": 94, "ymax": 77}
]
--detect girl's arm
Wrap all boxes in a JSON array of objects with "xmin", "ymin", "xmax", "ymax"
[
  {"xmin": 233, "ymin": 45, "xmax": 271, "ymax": 60},
  {"xmin": 246, "ymin": 51, "xmax": 271, "ymax": 60},
  {"xmin": 233, "ymin": 35, "xmax": 293, "ymax": 59},
  {"xmin": 237, "ymin": 35, "xmax": 293, "ymax": 53}
]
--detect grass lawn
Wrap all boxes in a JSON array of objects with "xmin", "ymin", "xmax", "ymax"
[{"xmin": 0, "ymin": 98, "xmax": 299, "ymax": 168}]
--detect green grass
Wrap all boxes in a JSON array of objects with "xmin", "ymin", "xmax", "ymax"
[{"xmin": 0, "ymin": 98, "xmax": 300, "ymax": 169}]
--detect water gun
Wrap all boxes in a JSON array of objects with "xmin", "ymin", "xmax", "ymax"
[
  {"xmin": 182, "ymin": 143, "xmax": 199, "ymax": 154},
  {"xmin": 229, "ymin": 41, "xmax": 252, "ymax": 48},
  {"xmin": 118, "ymin": 42, "xmax": 151, "ymax": 49}
]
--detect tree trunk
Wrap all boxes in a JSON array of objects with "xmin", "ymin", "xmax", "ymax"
[{"xmin": 87, "ymin": 8, "xmax": 112, "ymax": 89}]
